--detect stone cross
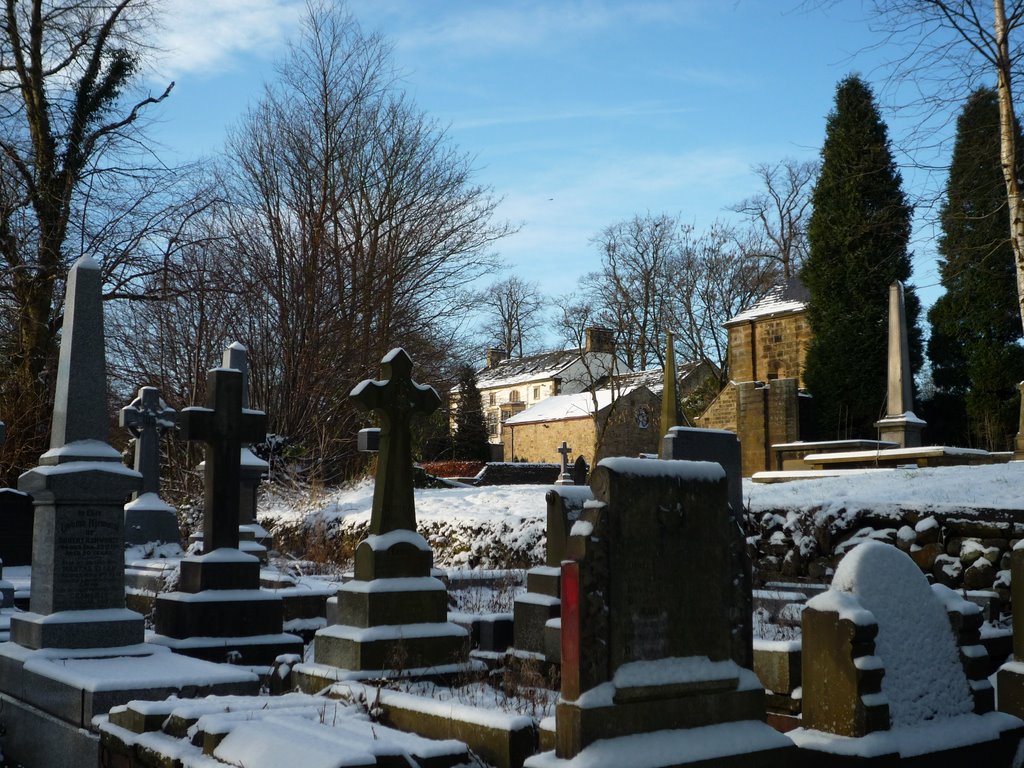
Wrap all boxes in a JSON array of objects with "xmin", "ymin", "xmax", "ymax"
[
  {"xmin": 180, "ymin": 368, "xmax": 266, "ymax": 551},
  {"xmin": 555, "ymin": 441, "xmax": 574, "ymax": 485},
  {"xmin": 120, "ymin": 387, "xmax": 177, "ymax": 496},
  {"xmin": 350, "ymin": 348, "xmax": 440, "ymax": 535}
]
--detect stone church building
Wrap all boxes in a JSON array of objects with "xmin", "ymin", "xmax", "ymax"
[{"xmin": 698, "ymin": 276, "xmax": 814, "ymax": 475}]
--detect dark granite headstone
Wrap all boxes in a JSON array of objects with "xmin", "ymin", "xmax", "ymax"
[
  {"xmin": 571, "ymin": 455, "xmax": 588, "ymax": 487},
  {"xmin": 150, "ymin": 365, "xmax": 300, "ymax": 665},
  {"xmin": 120, "ymin": 386, "xmax": 180, "ymax": 547},
  {"xmin": 221, "ymin": 343, "xmax": 269, "ymax": 527},
  {"xmin": 10, "ymin": 256, "xmax": 144, "ymax": 650},
  {"xmin": 180, "ymin": 367, "xmax": 265, "ymax": 553},
  {"xmin": 0, "ymin": 488, "xmax": 34, "ymax": 566}
]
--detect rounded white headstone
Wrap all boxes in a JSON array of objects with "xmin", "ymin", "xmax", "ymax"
[{"xmin": 832, "ymin": 541, "xmax": 972, "ymax": 727}]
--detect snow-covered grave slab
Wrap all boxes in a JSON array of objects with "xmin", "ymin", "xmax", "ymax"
[
  {"xmin": 333, "ymin": 680, "xmax": 543, "ymax": 768},
  {"xmin": 793, "ymin": 540, "xmax": 1023, "ymax": 763},
  {"xmin": 98, "ymin": 692, "xmax": 470, "ymax": 767}
]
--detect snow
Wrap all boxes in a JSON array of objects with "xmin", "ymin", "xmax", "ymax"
[
  {"xmin": 23, "ymin": 644, "xmax": 256, "ymax": 692},
  {"xmin": 316, "ymin": 622, "xmax": 468, "ymax": 643},
  {"xmin": 525, "ymin": 720, "xmax": 792, "ymax": 767},
  {"xmin": 613, "ymin": 657, "xmax": 740, "ymax": 689},
  {"xmin": 828, "ymin": 541, "xmax": 974, "ymax": 727},
  {"xmin": 124, "ymin": 492, "xmax": 176, "ymax": 512},
  {"xmin": 189, "ymin": 547, "xmax": 259, "ymax": 564},
  {"xmin": 339, "ymin": 576, "xmax": 445, "ymax": 593},
  {"xmin": 336, "ymin": 681, "xmax": 536, "ymax": 730},
  {"xmin": 569, "ymin": 520, "xmax": 593, "ymax": 537},
  {"xmin": 597, "ymin": 457, "xmax": 726, "ymax": 482},
  {"xmin": 362, "ymin": 529, "xmax": 431, "ymax": 551},
  {"xmin": 789, "ymin": 712, "xmax": 1021, "ymax": 758},
  {"xmin": 504, "ymin": 389, "xmax": 620, "ymax": 425},
  {"xmin": 805, "ymin": 589, "xmax": 874, "ymax": 626},
  {"xmin": 745, "ymin": 461, "xmax": 1024, "ymax": 514}
]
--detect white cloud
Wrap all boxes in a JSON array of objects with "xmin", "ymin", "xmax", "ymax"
[
  {"xmin": 360, "ymin": 0, "xmax": 709, "ymax": 57},
  {"xmin": 153, "ymin": 0, "xmax": 304, "ymax": 78}
]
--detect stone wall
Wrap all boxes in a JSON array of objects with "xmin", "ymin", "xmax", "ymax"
[
  {"xmin": 727, "ymin": 311, "xmax": 811, "ymax": 387},
  {"xmin": 502, "ymin": 388, "xmax": 661, "ymax": 464},
  {"xmin": 699, "ymin": 379, "xmax": 803, "ymax": 475},
  {"xmin": 697, "ymin": 382, "xmax": 738, "ymax": 433}
]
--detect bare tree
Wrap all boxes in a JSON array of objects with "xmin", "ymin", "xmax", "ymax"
[
  {"xmin": 671, "ymin": 223, "xmax": 781, "ymax": 384},
  {"xmin": 0, "ymin": 0, "xmax": 214, "ymax": 483},
  {"xmin": 479, "ymin": 276, "xmax": 544, "ymax": 358},
  {"xmin": 582, "ymin": 213, "xmax": 682, "ymax": 370},
  {"xmin": 730, "ymin": 158, "xmax": 818, "ymax": 279},
  {"xmin": 220, "ymin": 4, "xmax": 511, "ymax": 482}
]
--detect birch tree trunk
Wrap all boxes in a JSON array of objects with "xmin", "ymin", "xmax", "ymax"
[{"xmin": 993, "ymin": 0, "xmax": 1024, "ymax": 330}]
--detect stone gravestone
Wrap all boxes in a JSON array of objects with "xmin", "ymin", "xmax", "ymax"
[
  {"xmin": 11, "ymin": 257, "xmax": 144, "ymax": 650},
  {"xmin": 0, "ymin": 258, "xmax": 257, "ymax": 768},
  {"xmin": 526, "ymin": 458, "xmax": 794, "ymax": 767},
  {"xmin": 148, "ymin": 365, "xmax": 301, "ymax": 665},
  {"xmin": 998, "ymin": 542, "xmax": 1024, "ymax": 715},
  {"xmin": 571, "ymin": 455, "xmax": 588, "ymax": 486},
  {"xmin": 555, "ymin": 441, "xmax": 573, "ymax": 485},
  {"xmin": 120, "ymin": 386, "xmax": 181, "ymax": 547},
  {"xmin": 662, "ymin": 425, "xmax": 752, "ymax": 668},
  {"xmin": 304, "ymin": 348, "xmax": 472, "ymax": 680},
  {"xmin": 0, "ymin": 420, "xmax": 34, "ymax": 567},
  {"xmin": 513, "ymin": 485, "xmax": 592, "ymax": 663},
  {"xmin": 796, "ymin": 541, "xmax": 1020, "ymax": 763}
]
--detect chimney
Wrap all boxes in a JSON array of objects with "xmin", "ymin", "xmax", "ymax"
[
  {"xmin": 486, "ymin": 348, "xmax": 507, "ymax": 368},
  {"xmin": 584, "ymin": 327, "xmax": 615, "ymax": 354}
]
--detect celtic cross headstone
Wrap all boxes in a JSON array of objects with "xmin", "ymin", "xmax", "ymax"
[
  {"xmin": 350, "ymin": 348, "xmax": 440, "ymax": 535},
  {"xmin": 120, "ymin": 386, "xmax": 176, "ymax": 496}
]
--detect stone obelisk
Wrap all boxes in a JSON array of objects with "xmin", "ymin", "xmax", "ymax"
[{"xmin": 874, "ymin": 281, "xmax": 925, "ymax": 447}]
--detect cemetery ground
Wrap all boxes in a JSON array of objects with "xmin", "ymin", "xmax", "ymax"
[{"xmin": 51, "ymin": 460, "xmax": 1024, "ymax": 768}]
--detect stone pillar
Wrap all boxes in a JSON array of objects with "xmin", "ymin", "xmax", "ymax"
[
  {"xmin": 874, "ymin": 282, "xmax": 925, "ymax": 447},
  {"xmin": 11, "ymin": 256, "xmax": 144, "ymax": 650}
]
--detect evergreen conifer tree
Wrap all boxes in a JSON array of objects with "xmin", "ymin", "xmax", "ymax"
[
  {"xmin": 927, "ymin": 87, "xmax": 1024, "ymax": 450},
  {"xmin": 452, "ymin": 365, "xmax": 491, "ymax": 461},
  {"xmin": 802, "ymin": 75, "xmax": 921, "ymax": 439}
]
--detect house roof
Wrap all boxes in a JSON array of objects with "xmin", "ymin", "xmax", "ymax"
[
  {"xmin": 474, "ymin": 348, "xmax": 595, "ymax": 390},
  {"xmin": 504, "ymin": 384, "xmax": 656, "ymax": 426},
  {"xmin": 724, "ymin": 276, "xmax": 810, "ymax": 327},
  {"xmin": 503, "ymin": 389, "xmax": 619, "ymax": 425}
]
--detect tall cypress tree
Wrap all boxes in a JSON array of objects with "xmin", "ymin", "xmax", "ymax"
[
  {"xmin": 452, "ymin": 365, "xmax": 491, "ymax": 461},
  {"xmin": 927, "ymin": 87, "xmax": 1024, "ymax": 450},
  {"xmin": 802, "ymin": 75, "xmax": 921, "ymax": 439}
]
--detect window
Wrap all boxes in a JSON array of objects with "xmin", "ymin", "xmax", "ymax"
[
  {"xmin": 533, "ymin": 386, "xmax": 541, "ymax": 400},
  {"xmin": 486, "ymin": 413, "xmax": 498, "ymax": 436},
  {"xmin": 509, "ymin": 390, "xmax": 521, "ymax": 403},
  {"xmin": 488, "ymin": 392, "xmax": 496, "ymax": 406}
]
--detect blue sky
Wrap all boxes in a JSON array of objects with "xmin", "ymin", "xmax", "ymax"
[{"xmin": 147, "ymin": 0, "xmax": 958, "ymax": 307}]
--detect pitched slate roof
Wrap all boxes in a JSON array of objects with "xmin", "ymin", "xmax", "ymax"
[
  {"xmin": 724, "ymin": 275, "xmax": 810, "ymax": 327},
  {"xmin": 474, "ymin": 349, "xmax": 586, "ymax": 390}
]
